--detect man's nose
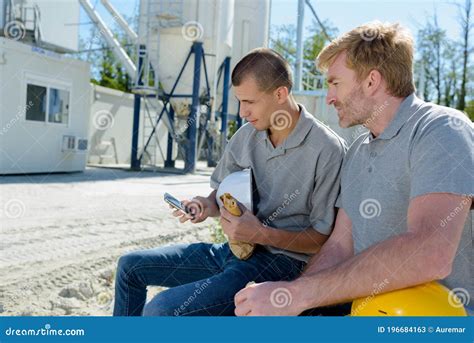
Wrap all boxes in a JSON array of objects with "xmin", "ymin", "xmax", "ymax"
[
  {"xmin": 239, "ymin": 106, "xmax": 250, "ymax": 118},
  {"xmin": 326, "ymin": 91, "xmax": 336, "ymax": 106}
]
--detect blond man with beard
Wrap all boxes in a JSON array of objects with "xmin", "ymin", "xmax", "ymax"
[{"xmin": 235, "ymin": 22, "xmax": 473, "ymax": 316}]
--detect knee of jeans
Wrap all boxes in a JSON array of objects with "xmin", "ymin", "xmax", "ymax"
[
  {"xmin": 142, "ymin": 293, "xmax": 177, "ymax": 316},
  {"xmin": 116, "ymin": 252, "xmax": 142, "ymax": 279}
]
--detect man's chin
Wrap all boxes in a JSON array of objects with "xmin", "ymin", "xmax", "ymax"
[
  {"xmin": 338, "ymin": 118, "xmax": 358, "ymax": 129},
  {"xmin": 250, "ymin": 122, "xmax": 266, "ymax": 131},
  {"xmin": 338, "ymin": 119, "xmax": 350, "ymax": 129}
]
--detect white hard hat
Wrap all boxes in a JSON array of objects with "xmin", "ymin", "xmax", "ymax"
[{"xmin": 216, "ymin": 168, "xmax": 253, "ymax": 212}]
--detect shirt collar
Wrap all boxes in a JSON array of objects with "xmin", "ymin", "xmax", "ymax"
[{"xmin": 373, "ymin": 93, "xmax": 424, "ymax": 141}]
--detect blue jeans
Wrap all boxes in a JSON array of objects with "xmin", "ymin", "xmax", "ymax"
[{"xmin": 113, "ymin": 242, "xmax": 306, "ymax": 316}]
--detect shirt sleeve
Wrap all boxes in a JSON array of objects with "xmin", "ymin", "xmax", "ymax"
[
  {"xmin": 409, "ymin": 112, "xmax": 474, "ymax": 199},
  {"xmin": 335, "ymin": 152, "xmax": 349, "ymax": 209},
  {"xmin": 310, "ymin": 140, "xmax": 347, "ymax": 235}
]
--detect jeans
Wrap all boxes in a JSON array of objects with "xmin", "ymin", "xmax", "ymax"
[{"xmin": 113, "ymin": 242, "xmax": 306, "ymax": 316}]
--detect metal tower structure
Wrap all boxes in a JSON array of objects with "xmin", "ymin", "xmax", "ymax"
[{"xmin": 79, "ymin": 0, "xmax": 235, "ymax": 174}]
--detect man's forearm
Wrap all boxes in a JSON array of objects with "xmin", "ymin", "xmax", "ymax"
[
  {"xmin": 206, "ymin": 190, "xmax": 220, "ymax": 217},
  {"xmin": 257, "ymin": 225, "xmax": 328, "ymax": 254},
  {"xmin": 300, "ymin": 208, "xmax": 354, "ymax": 275},
  {"xmin": 290, "ymin": 231, "xmax": 451, "ymax": 311},
  {"xmin": 301, "ymin": 236, "xmax": 354, "ymax": 275}
]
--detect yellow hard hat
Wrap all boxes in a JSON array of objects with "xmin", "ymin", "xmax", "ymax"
[{"xmin": 351, "ymin": 282, "xmax": 467, "ymax": 316}]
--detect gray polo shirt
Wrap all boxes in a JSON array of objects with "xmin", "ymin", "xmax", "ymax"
[
  {"xmin": 211, "ymin": 105, "xmax": 347, "ymax": 262},
  {"xmin": 337, "ymin": 93, "xmax": 473, "ymax": 309}
]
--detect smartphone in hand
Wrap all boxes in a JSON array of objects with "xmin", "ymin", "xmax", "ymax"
[{"xmin": 164, "ymin": 193, "xmax": 188, "ymax": 214}]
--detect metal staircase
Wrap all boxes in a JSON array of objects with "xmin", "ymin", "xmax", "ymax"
[{"xmin": 2, "ymin": 0, "xmax": 42, "ymax": 44}]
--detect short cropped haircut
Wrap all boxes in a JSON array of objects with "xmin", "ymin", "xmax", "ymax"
[
  {"xmin": 317, "ymin": 21, "xmax": 415, "ymax": 98},
  {"xmin": 232, "ymin": 48, "xmax": 293, "ymax": 93}
]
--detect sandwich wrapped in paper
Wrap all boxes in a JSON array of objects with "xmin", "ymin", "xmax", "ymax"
[{"xmin": 216, "ymin": 169, "xmax": 256, "ymax": 260}]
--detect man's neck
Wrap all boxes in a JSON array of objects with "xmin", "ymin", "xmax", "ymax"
[
  {"xmin": 268, "ymin": 99, "xmax": 301, "ymax": 147},
  {"xmin": 364, "ymin": 95, "xmax": 405, "ymax": 137}
]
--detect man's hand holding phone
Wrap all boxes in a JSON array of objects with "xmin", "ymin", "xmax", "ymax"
[{"xmin": 166, "ymin": 192, "xmax": 219, "ymax": 224}]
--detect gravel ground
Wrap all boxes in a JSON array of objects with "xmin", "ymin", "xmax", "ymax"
[{"xmin": 0, "ymin": 165, "xmax": 218, "ymax": 316}]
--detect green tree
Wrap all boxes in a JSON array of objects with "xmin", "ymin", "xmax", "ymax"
[
  {"xmin": 303, "ymin": 19, "xmax": 338, "ymax": 74},
  {"xmin": 455, "ymin": 0, "xmax": 472, "ymax": 110},
  {"xmin": 465, "ymin": 99, "xmax": 474, "ymax": 120},
  {"xmin": 94, "ymin": 36, "xmax": 132, "ymax": 92},
  {"xmin": 270, "ymin": 24, "xmax": 297, "ymax": 66},
  {"xmin": 76, "ymin": 16, "xmax": 136, "ymax": 92},
  {"xmin": 416, "ymin": 8, "xmax": 473, "ymax": 116},
  {"xmin": 269, "ymin": 19, "xmax": 338, "ymax": 90},
  {"xmin": 442, "ymin": 40, "xmax": 459, "ymax": 108},
  {"xmin": 417, "ymin": 14, "xmax": 447, "ymax": 104}
]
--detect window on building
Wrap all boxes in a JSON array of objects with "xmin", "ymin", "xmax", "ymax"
[
  {"xmin": 25, "ymin": 80, "xmax": 70, "ymax": 125},
  {"xmin": 48, "ymin": 88, "xmax": 70, "ymax": 124},
  {"xmin": 25, "ymin": 84, "xmax": 47, "ymax": 122}
]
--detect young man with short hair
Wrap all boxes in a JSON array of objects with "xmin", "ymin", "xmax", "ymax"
[{"xmin": 113, "ymin": 48, "xmax": 346, "ymax": 316}]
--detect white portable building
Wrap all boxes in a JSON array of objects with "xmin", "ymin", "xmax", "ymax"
[{"xmin": 0, "ymin": 37, "xmax": 90, "ymax": 174}]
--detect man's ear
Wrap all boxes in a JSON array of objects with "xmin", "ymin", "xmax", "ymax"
[
  {"xmin": 365, "ymin": 69, "xmax": 382, "ymax": 96},
  {"xmin": 274, "ymin": 86, "xmax": 289, "ymax": 104}
]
